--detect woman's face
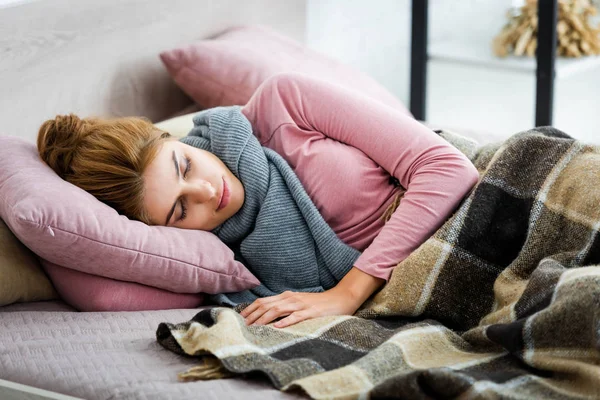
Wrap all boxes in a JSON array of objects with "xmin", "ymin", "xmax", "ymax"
[{"xmin": 143, "ymin": 139, "xmax": 245, "ymax": 230}]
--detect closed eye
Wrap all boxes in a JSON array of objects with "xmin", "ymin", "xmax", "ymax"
[{"xmin": 177, "ymin": 156, "xmax": 192, "ymax": 222}]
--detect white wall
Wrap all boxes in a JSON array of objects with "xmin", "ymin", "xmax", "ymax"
[
  {"xmin": 0, "ymin": 0, "xmax": 34, "ymax": 8},
  {"xmin": 307, "ymin": 0, "xmax": 600, "ymax": 144}
]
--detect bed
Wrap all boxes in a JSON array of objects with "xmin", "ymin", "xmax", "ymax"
[
  {"xmin": 1, "ymin": 300, "xmax": 307, "ymax": 399},
  {"xmin": 0, "ymin": 0, "xmax": 307, "ymax": 398},
  {"xmin": 0, "ymin": 1, "xmax": 545, "ymax": 399}
]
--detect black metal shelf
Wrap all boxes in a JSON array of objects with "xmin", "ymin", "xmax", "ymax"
[{"xmin": 410, "ymin": 0, "xmax": 558, "ymax": 127}]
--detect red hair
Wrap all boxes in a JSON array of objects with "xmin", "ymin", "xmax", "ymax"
[{"xmin": 37, "ymin": 114, "xmax": 172, "ymax": 224}]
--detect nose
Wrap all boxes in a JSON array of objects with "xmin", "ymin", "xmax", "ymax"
[{"xmin": 186, "ymin": 179, "xmax": 217, "ymax": 205}]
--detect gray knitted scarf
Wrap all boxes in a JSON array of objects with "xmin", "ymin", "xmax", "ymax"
[{"xmin": 179, "ymin": 106, "xmax": 361, "ymax": 306}]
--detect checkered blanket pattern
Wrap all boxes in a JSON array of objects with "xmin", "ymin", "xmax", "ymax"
[{"xmin": 157, "ymin": 127, "xmax": 600, "ymax": 399}]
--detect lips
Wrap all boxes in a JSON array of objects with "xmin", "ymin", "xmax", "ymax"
[{"xmin": 217, "ymin": 177, "xmax": 229, "ymax": 211}]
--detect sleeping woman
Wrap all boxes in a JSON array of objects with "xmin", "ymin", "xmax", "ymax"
[{"xmin": 36, "ymin": 72, "xmax": 480, "ymax": 329}]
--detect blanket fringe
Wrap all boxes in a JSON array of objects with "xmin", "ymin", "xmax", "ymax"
[{"xmin": 177, "ymin": 356, "xmax": 235, "ymax": 382}]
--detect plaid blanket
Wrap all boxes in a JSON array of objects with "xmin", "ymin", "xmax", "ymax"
[{"xmin": 156, "ymin": 127, "xmax": 600, "ymax": 399}]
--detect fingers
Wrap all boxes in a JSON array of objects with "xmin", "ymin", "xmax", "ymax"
[
  {"xmin": 249, "ymin": 301, "xmax": 303, "ymax": 326},
  {"xmin": 239, "ymin": 294, "xmax": 283, "ymax": 318},
  {"xmin": 273, "ymin": 311, "xmax": 310, "ymax": 328},
  {"xmin": 240, "ymin": 291, "xmax": 301, "ymax": 326}
]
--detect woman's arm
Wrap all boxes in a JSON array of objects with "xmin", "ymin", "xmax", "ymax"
[
  {"xmin": 240, "ymin": 72, "xmax": 479, "ymax": 327},
  {"xmin": 333, "ymin": 266, "xmax": 386, "ymax": 309},
  {"xmin": 240, "ymin": 267, "xmax": 384, "ymax": 328},
  {"xmin": 243, "ymin": 72, "xmax": 480, "ymax": 280}
]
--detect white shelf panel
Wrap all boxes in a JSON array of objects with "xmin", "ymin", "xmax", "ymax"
[{"xmin": 429, "ymin": 38, "xmax": 600, "ymax": 79}]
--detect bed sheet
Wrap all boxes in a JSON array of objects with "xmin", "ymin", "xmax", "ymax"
[{"xmin": 0, "ymin": 301, "xmax": 304, "ymax": 400}]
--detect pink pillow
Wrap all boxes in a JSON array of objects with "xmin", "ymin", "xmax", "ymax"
[
  {"xmin": 41, "ymin": 261, "xmax": 204, "ymax": 311},
  {"xmin": 160, "ymin": 25, "xmax": 413, "ymax": 116},
  {"xmin": 0, "ymin": 137, "xmax": 260, "ymax": 304}
]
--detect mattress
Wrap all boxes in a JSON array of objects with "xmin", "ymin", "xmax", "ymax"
[{"xmin": 0, "ymin": 301, "xmax": 304, "ymax": 400}]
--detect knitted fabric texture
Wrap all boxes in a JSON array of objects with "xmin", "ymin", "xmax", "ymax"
[
  {"xmin": 158, "ymin": 126, "xmax": 600, "ymax": 399},
  {"xmin": 179, "ymin": 106, "xmax": 361, "ymax": 306}
]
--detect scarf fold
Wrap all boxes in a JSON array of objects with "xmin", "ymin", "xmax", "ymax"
[{"xmin": 179, "ymin": 106, "xmax": 361, "ymax": 306}]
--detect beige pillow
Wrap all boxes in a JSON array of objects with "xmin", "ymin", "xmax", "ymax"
[
  {"xmin": 0, "ymin": 219, "xmax": 59, "ymax": 306},
  {"xmin": 154, "ymin": 112, "xmax": 197, "ymax": 138}
]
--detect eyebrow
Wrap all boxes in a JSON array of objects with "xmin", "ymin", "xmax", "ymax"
[{"xmin": 164, "ymin": 150, "xmax": 180, "ymax": 225}]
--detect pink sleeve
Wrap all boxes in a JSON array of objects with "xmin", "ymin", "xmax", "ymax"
[{"xmin": 242, "ymin": 72, "xmax": 480, "ymax": 282}]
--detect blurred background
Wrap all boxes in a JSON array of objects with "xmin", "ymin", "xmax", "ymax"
[
  {"xmin": 2, "ymin": 0, "xmax": 599, "ymax": 144},
  {"xmin": 309, "ymin": 0, "xmax": 600, "ymax": 144}
]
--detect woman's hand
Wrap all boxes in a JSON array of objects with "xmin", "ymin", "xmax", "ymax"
[{"xmin": 239, "ymin": 287, "xmax": 363, "ymax": 329}]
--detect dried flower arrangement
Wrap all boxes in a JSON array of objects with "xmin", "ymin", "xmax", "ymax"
[{"xmin": 492, "ymin": 0, "xmax": 600, "ymax": 57}]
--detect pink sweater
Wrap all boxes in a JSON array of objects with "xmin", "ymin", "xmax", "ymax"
[{"xmin": 241, "ymin": 73, "xmax": 480, "ymax": 282}]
